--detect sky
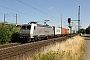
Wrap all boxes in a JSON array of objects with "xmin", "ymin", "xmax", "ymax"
[{"xmin": 0, "ymin": 0, "xmax": 90, "ymax": 30}]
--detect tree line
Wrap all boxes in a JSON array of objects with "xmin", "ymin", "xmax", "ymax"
[{"xmin": 79, "ymin": 25, "xmax": 90, "ymax": 34}]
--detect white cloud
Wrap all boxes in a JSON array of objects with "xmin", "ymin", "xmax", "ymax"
[{"xmin": 49, "ymin": 7, "xmax": 54, "ymax": 9}]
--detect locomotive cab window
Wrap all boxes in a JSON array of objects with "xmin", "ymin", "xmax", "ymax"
[
  {"xmin": 21, "ymin": 26, "xmax": 26, "ymax": 29},
  {"xmin": 34, "ymin": 26, "xmax": 36, "ymax": 30},
  {"xmin": 27, "ymin": 26, "xmax": 31, "ymax": 30}
]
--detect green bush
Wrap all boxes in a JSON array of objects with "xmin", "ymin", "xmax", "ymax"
[
  {"xmin": 78, "ymin": 29, "xmax": 86, "ymax": 34},
  {"xmin": 0, "ymin": 24, "xmax": 20, "ymax": 45},
  {"xmin": 85, "ymin": 25, "xmax": 90, "ymax": 34},
  {"xmin": 11, "ymin": 32, "xmax": 20, "ymax": 43}
]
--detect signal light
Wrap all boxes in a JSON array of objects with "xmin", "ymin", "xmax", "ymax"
[{"xmin": 68, "ymin": 18, "xmax": 71, "ymax": 23}]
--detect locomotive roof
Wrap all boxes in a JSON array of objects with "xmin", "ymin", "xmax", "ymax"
[
  {"xmin": 21, "ymin": 24, "xmax": 31, "ymax": 26},
  {"xmin": 37, "ymin": 24, "xmax": 52, "ymax": 28},
  {"xmin": 21, "ymin": 24, "xmax": 52, "ymax": 28}
]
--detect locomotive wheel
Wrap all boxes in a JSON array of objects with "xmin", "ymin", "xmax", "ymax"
[
  {"xmin": 38, "ymin": 37, "xmax": 42, "ymax": 41},
  {"xmin": 34, "ymin": 37, "xmax": 38, "ymax": 41}
]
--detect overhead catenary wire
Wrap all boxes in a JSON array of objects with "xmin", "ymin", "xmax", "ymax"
[
  {"xmin": 16, "ymin": 0, "xmax": 59, "ymax": 20},
  {"xmin": 0, "ymin": 0, "xmax": 61, "ymax": 25},
  {"xmin": 1, "ymin": 0, "xmax": 58, "ymax": 23},
  {"xmin": 2, "ymin": 0, "xmax": 35, "ymax": 14},
  {"xmin": 0, "ymin": 5, "xmax": 43, "ymax": 20},
  {"xmin": 29, "ymin": 0, "xmax": 59, "ymax": 20},
  {"xmin": 0, "ymin": 5, "xmax": 47, "ymax": 24},
  {"xmin": 1, "ymin": 0, "xmax": 44, "ymax": 19}
]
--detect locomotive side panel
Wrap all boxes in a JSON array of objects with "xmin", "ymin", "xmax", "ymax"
[
  {"xmin": 33, "ymin": 24, "xmax": 54, "ymax": 38},
  {"xmin": 37, "ymin": 26, "xmax": 46, "ymax": 37},
  {"xmin": 45, "ymin": 27, "xmax": 54, "ymax": 37}
]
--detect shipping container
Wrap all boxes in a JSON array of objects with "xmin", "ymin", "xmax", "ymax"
[
  {"xmin": 67, "ymin": 29, "xmax": 70, "ymax": 34},
  {"xmin": 55, "ymin": 27, "xmax": 61, "ymax": 36},
  {"xmin": 61, "ymin": 28, "xmax": 67, "ymax": 35},
  {"xmin": 67, "ymin": 29, "xmax": 76, "ymax": 34}
]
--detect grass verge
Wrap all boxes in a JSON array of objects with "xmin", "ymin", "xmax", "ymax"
[{"xmin": 32, "ymin": 35, "xmax": 85, "ymax": 60}]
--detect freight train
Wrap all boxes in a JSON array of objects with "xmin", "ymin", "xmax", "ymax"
[{"xmin": 19, "ymin": 22, "xmax": 75, "ymax": 42}]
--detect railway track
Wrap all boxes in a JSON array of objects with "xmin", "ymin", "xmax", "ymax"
[
  {"xmin": 0, "ymin": 34, "xmax": 77, "ymax": 60},
  {"xmin": 0, "ymin": 43, "xmax": 21, "ymax": 49}
]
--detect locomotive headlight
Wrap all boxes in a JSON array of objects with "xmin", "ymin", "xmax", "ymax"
[
  {"xmin": 20, "ymin": 31, "xmax": 22, "ymax": 34},
  {"xmin": 20, "ymin": 34, "xmax": 22, "ymax": 36}
]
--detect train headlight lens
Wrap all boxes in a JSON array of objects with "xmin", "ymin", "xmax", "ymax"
[{"xmin": 20, "ymin": 34, "xmax": 22, "ymax": 36}]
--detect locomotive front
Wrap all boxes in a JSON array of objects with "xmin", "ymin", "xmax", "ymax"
[{"xmin": 19, "ymin": 24, "xmax": 32, "ymax": 42}]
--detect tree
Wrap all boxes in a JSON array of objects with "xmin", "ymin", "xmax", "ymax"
[
  {"xmin": 0, "ymin": 24, "xmax": 20, "ymax": 44},
  {"xmin": 85, "ymin": 25, "xmax": 90, "ymax": 34},
  {"xmin": 78, "ymin": 28, "xmax": 86, "ymax": 34}
]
